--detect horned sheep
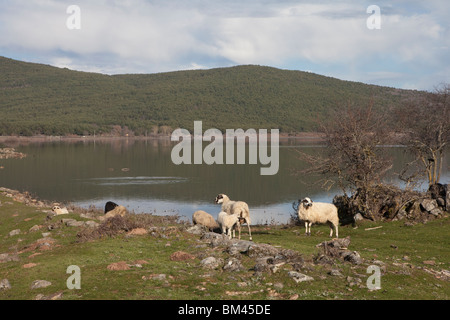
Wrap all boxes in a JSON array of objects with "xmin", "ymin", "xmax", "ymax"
[
  {"xmin": 215, "ymin": 194, "xmax": 252, "ymax": 240},
  {"xmin": 297, "ymin": 197, "xmax": 339, "ymax": 238}
]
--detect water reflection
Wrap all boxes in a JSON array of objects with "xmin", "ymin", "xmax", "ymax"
[{"xmin": 0, "ymin": 138, "xmax": 448, "ymax": 224}]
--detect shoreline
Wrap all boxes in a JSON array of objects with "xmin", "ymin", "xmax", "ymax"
[{"xmin": 0, "ymin": 132, "xmax": 326, "ymax": 144}]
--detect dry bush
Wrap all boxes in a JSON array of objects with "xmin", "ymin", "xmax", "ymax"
[{"xmin": 76, "ymin": 213, "xmax": 180, "ymax": 242}]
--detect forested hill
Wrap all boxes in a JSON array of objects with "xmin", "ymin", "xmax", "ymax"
[{"xmin": 0, "ymin": 56, "xmax": 420, "ymax": 136}]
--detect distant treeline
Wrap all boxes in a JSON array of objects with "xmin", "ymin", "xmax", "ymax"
[{"xmin": 0, "ymin": 56, "xmax": 424, "ymax": 136}]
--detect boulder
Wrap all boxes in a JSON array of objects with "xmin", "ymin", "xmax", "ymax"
[
  {"xmin": 247, "ymin": 243, "xmax": 279, "ymax": 258},
  {"xmin": 420, "ymin": 199, "xmax": 438, "ymax": 213},
  {"xmin": 222, "ymin": 258, "xmax": 244, "ymax": 272},
  {"xmin": 226, "ymin": 240, "xmax": 253, "ymax": 255},
  {"xmin": 200, "ymin": 257, "xmax": 222, "ymax": 270}
]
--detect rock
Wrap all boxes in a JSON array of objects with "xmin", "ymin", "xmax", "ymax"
[
  {"xmin": 428, "ymin": 183, "xmax": 449, "ymax": 210},
  {"xmin": 341, "ymin": 251, "xmax": 362, "ymax": 265},
  {"xmin": 31, "ymin": 280, "xmax": 52, "ymax": 289},
  {"xmin": 0, "ymin": 148, "xmax": 26, "ymax": 159},
  {"xmin": 328, "ymin": 269, "xmax": 343, "ymax": 277},
  {"xmin": 9, "ymin": 229, "xmax": 21, "ymax": 237},
  {"xmin": 253, "ymin": 257, "xmax": 273, "ymax": 273},
  {"xmin": 200, "ymin": 257, "xmax": 222, "ymax": 270},
  {"xmin": 186, "ymin": 224, "xmax": 204, "ymax": 235},
  {"xmin": 226, "ymin": 240, "xmax": 253, "ymax": 255},
  {"xmin": 201, "ymin": 232, "xmax": 232, "ymax": 248},
  {"xmin": 23, "ymin": 263, "xmax": 38, "ymax": 268},
  {"xmin": 84, "ymin": 221, "xmax": 100, "ymax": 228},
  {"xmin": 151, "ymin": 274, "xmax": 167, "ymax": 281},
  {"xmin": 436, "ymin": 197, "xmax": 446, "ymax": 207},
  {"xmin": 0, "ymin": 253, "xmax": 19, "ymax": 263},
  {"xmin": 420, "ymin": 199, "xmax": 438, "ymax": 213},
  {"xmin": 346, "ymin": 276, "xmax": 362, "ymax": 287},
  {"xmin": 62, "ymin": 219, "xmax": 82, "ymax": 227},
  {"xmin": 247, "ymin": 243, "xmax": 279, "ymax": 258},
  {"xmin": 142, "ymin": 274, "xmax": 167, "ymax": 281},
  {"xmin": 288, "ymin": 271, "xmax": 314, "ymax": 283},
  {"xmin": 35, "ymin": 291, "xmax": 63, "ymax": 300},
  {"xmin": 429, "ymin": 208, "xmax": 442, "ymax": 216},
  {"xmin": 170, "ymin": 251, "xmax": 196, "ymax": 261},
  {"xmin": 273, "ymin": 282, "xmax": 284, "ymax": 290},
  {"xmin": 0, "ymin": 279, "xmax": 11, "ymax": 290},
  {"xmin": 316, "ymin": 237, "xmax": 362, "ymax": 265},
  {"xmin": 223, "ymin": 258, "xmax": 244, "ymax": 272}
]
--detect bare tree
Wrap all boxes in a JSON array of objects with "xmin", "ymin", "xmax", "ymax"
[
  {"xmin": 295, "ymin": 100, "xmax": 393, "ymax": 220},
  {"xmin": 397, "ymin": 84, "xmax": 449, "ymax": 187}
]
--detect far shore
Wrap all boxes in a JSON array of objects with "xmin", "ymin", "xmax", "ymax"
[{"xmin": 0, "ymin": 132, "xmax": 326, "ymax": 145}]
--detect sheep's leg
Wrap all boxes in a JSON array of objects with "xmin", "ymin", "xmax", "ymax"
[
  {"xmin": 335, "ymin": 224, "xmax": 339, "ymax": 238},
  {"xmin": 304, "ymin": 221, "xmax": 308, "ymax": 235},
  {"xmin": 247, "ymin": 219, "xmax": 252, "ymax": 241},
  {"xmin": 327, "ymin": 221, "xmax": 333, "ymax": 237},
  {"xmin": 238, "ymin": 223, "xmax": 241, "ymax": 240}
]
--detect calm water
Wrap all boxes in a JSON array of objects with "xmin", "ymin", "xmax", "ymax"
[{"xmin": 0, "ymin": 138, "xmax": 448, "ymax": 224}]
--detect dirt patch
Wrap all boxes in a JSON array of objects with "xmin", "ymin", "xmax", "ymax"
[
  {"xmin": 170, "ymin": 251, "xmax": 196, "ymax": 261},
  {"xmin": 107, "ymin": 261, "xmax": 130, "ymax": 271}
]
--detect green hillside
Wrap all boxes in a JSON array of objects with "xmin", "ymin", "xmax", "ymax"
[{"xmin": 0, "ymin": 56, "xmax": 420, "ymax": 136}]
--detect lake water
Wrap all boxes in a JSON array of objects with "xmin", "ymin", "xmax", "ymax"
[{"xmin": 0, "ymin": 138, "xmax": 448, "ymax": 224}]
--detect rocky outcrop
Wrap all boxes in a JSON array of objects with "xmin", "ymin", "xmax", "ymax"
[
  {"xmin": 332, "ymin": 184, "xmax": 449, "ymax": 224},
  {"xmin": 0, "ymin": 148, "xmax": 26, "ymax": 159},
  {"xmin": 315, "ymin": 236, "xmax": 362, "ymax": 265}
]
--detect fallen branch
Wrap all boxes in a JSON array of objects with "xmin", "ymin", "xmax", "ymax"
[{"xmin": 364, "ymin": 226, "xmax": 383, "ymax": 231}]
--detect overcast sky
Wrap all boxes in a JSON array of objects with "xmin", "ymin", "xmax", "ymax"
[{"xmin": 0, "ymin": 0, "xmax": 448, "ymax": 90}]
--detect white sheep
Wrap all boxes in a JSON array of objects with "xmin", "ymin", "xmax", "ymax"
[
  {"xmin": 52, "ymin": 206, "xmax": 69, "ymax": 215},
  {"xmin": 215, "ymin": 194, "xmax": 252, "ymax": 240},
  {"xmin": 217, "ymin": 211, "xmax": 240, "ymax": 239},
  {"xmin": 297, "ymin": 197, "xmax": 339, "ymax": 238},
  {"xmin": 192, "ymin": 210, "xmax": 219, "ymax": 231}
]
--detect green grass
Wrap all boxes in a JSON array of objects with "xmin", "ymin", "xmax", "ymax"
[{"xmin": 0, "ymin": 191, "xmax": 449, "ymax": 300}]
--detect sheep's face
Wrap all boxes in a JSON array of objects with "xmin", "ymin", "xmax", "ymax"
[
  {"xmin": 301, "ymin": 198, "xmax": 313, "ymax": 209},
  {"xmin": 52, "ymin": 206, "xmax": 61, "ymax": 211},
  {"xmin": 215, "ymin": 194, "xmax": 224, "ymax": 204}
]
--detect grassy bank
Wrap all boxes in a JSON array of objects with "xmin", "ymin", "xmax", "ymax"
[{"xmin": 0, "ymin": 190, "xmax": 449, "ymax": 300}]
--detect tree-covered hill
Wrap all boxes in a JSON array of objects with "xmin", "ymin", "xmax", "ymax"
[{"xmin": 0, "ymin": 56, "xmax": 421, "ymax": 136}]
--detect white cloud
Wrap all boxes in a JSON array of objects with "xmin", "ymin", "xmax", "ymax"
[{"xmin": 0, "ymin": 0, "xmax": 448, "ymax": 89}]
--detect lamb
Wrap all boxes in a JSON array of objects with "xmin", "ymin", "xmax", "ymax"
[
  {"xmin": 217, "ymin": 211, "xmax": 240, "ymax": 239},
  {"xmin": 297, "ymin": 197, "xmax": 339, "ymax": 238},
  {"xmin": 192, "ymin": 210, "xmax": 220, "ymax": 231},
  {"xmin": 215, "ymin": 194, "xmax": 252, "ymax": 240}
]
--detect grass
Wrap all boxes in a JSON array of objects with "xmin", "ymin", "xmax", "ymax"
[{"xmin": 0, "ymin": 191, "xmax": 449, "ymax": 300}]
